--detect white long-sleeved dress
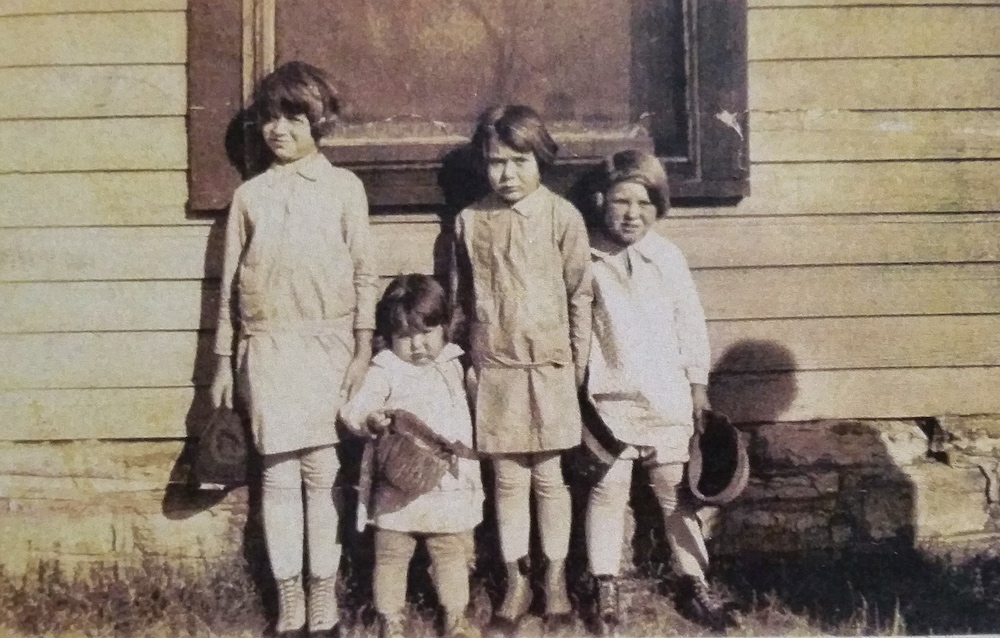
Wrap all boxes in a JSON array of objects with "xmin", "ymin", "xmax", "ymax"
[
  {"xmin": 586, "ymin": 232, "xmax": 711, "ymax": 464},
  {"xmin": 340, "ymin": 343, "xmax": 484, "ymax": 534}
]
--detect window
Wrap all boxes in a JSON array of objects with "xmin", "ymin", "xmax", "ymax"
[{"xmin": 188, "ymin": 0, "xmax": 748, "ymax": 212}]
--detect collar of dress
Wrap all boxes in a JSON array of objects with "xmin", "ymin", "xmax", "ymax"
[
  {"xmin": 263, "ymin": 152, "xmax": 326, "ymax": 187},
  {"xmin": 371, "ymin": 342, "xmax": 465, "ymax": 375},
  {"xmin": 590, "ymin": 230, "xmax": 659, "ymax": 264},
  {"xmin": 484, "ymin": 185, "xmax": 551, "ymax": 218}
]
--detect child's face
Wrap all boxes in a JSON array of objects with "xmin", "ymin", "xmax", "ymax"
[
  {"xmin": 391, "ymin": 325, "xmax": 446, "ymax": 366},
  {"xmin": 262, "ymin": 113, "xmax": 318, "ymax": 164},
  {"xmin": 603, "ymin": 181, "xmax": 658, "ymax": 246},
  {"xmin": 485, "ymin": 140, "xmax": 541, "ymax": 205}
]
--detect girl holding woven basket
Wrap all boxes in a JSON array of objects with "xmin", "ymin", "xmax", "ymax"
[
  {"xmin": 583, "ymin": 150, "xmax": 737, "ymax": 634},
  {"xmin": 340, "ymin": 274, "xmax": 484, "ymax": 638},
  {"xmin": 210, "ymin": 62, "xmax": 377, "ymax": 638},
  {"xmin": 450, "ymin": 105, "xmax": 593, "ymax": 629}
]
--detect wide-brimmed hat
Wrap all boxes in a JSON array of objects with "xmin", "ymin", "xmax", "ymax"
[
  {"xmin": 191, "ymin": 406, "xmax": 250, "ymax": 490},
  {"xmin": 687, "ymin": 410, "xmax": 750, "ymax": 505}
]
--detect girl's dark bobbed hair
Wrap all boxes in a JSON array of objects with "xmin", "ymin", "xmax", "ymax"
[
  {"xmin": 374, "ymin": 274, "xmax": 449, "ymax": 351},
  {"xmin": 253, "ymin": 61, "xmax": 340, "ymax": 140},
  {"xmin": 470, "ymin": 104, "xmax": 558, "ymax": 168}
]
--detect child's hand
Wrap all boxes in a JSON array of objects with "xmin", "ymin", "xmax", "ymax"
[
  {"xmin": 691, "ymin": 383, "xmax": 711, "ymax": 433},
  {"xmin": 211, "ymin": 355, "xmax": 234, "ymax": 409},
  {"xmin": 365, "ymin": 410, "xmax": 391, "ymax": 436},
  {"xmin": 340, "ymin": 355, "xmax": 370, "ymax": 400}
]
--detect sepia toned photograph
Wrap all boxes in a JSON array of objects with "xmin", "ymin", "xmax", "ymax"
[{"xmin": 2, "ymin": 1, "xmax": 1000, "ymax": 636}]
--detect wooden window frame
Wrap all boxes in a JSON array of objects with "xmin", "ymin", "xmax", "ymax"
[{"xmin": 188, "ymin": 0, "xmax": 748, "ymax": 213}]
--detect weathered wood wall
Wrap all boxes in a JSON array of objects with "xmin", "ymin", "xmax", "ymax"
[{"xmin": 2, "ymin": 0, "xmax": 1000, "ymax": 442}]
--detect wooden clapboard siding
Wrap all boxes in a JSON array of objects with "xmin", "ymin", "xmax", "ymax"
[
  {"xmin": 750, "ymin": 6, "xmax": 1000, "ymax": 60},
  {"xmin": 8, "ymin": 366, "xmax": 1000, "ymax": 441},
  {"xmin": 0, "ymin": 66, "xmax": 186, "ymax": 120},
  {"xmin": 3, "ymin": 215, "xmax": 997, "ymax": 283},
  {"xmin": 1, "ymin": 387, "xmax": 206, "ymax": 440},
  {"xmin": 1, "ymin": 331, "xmax": 210, "ymax": 390},
  {"xmin": 699, "ymin": 263, "xmax": 1000, "ymax": 321},
  {"xmin": 0, "ymin": 12, "xmax": 184, "ymax": 66},
  {"xmin": 753, "ymin": 111, "xmax": 1000, "ymax": 163},
  {"xmin": 0, "ymin": 1, "xmax": 186, "ymax": 16},
  {"xmin": 0, "ymin": 223, "xmax": 441, "ymax": 282},
  {"xmin": 3, "ymin": 2, "xmax": 1000, "ymax": 443},
  {"xmin": 0, "ymin": 281, "xmax": 214, "ymax": 333},
  {"xmin": 3, "ymin": 263, "xmax": 996, "ymax": 333},
  {"xmin": 7, "ymin": 263, "xmax": 1000, "ymax": 333},
  {"xmin": 0, "ymin": 172, "xmax": 190, "ymax": 227},
  {"xmin": 712, "ymin": 367, "xmax": 1000, "ymax": 424},
  {"xmin": 0, "ymin": 118, "xmax": 187, "ymax": 173},
  {"xmin": 4, "ymin": 160, "xmax": 1000, "ymax": 228},
  {"xmin": 6, "ymin": 315, "xmax": 998, "ymax": 392},
  {"xmin": 749, "ymin": 0, "xmax": 997, "ymax": 7},
  {"xmin": 750, "ymin": 58, "xmax": 1000, "ymax": 111},
  {"xmin": 683, "ymin": 160, "xmax": 1000, "ymax": 217}
]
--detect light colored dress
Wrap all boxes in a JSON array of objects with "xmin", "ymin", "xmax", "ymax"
[
  {"xmin": 340, "ymin": 343, "xmax": 485, "ymax": 534},
  {"xmin": 214, "ymin": 152, "xmax": 377, "ymax": 455},
  {"xmin": 586, "ymin": 231, "xmax": 710, "ymax": 464},
  {"xmin": 451, "ymin": 186, "xmax": 593, "ymax": 454}
]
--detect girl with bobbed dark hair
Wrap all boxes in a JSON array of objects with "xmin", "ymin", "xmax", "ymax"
[{"xmin": 211, "ymin": 60, "xmax": 376, "ymax": 637}]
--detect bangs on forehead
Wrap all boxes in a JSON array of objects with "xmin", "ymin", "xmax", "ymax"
[
  {"xmin": 257, "ymin": 85, "xmax": 316, "ymax": 121},
  {"xmin": 488, "ymin": 125, "xmax": 535, "ymax": 155}
]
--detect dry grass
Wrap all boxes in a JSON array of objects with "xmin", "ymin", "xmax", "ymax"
[{"xmin": 3, "ymin": 543, "xmax": 1000, "ymax": 637}]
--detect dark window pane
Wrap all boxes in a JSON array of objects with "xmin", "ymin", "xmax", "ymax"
[{"xmin": 275, "ymin": 0, "xmax": 686, "ymax": 159}]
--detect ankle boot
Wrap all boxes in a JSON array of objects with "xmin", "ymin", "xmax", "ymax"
[
  {"xmin": 543, "ymin": 558, "xmax": 572, "ymax": 618},
  {"xmin": 594, "ymin": 574, "xmax": 620, "ymax": 635},
  {"xmin": 275, "ymin": 574, "xmax": 307, "ymax": 636},
  {"xmin": 378, "ymin": 613, "xmax": 406, "ymax": 638},
  {"xmin": 676, "ymin": 575, "xmax": 738, "ymax": 631},
  {"xmin": 495, "ymin": 556, "xmax": 532, "ymax": 623},
  {"xmin": 443, "ymin": 609, "xmax": 482, "ymax": 638},
  {"xmin": 307, "ymin": 574, "xmax": 339, "ymax": 636}
]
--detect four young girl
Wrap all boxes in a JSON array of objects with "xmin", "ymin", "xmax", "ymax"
[{"xmin": 212, "ymin": 62, "xmax": 734, "ymax": 637}]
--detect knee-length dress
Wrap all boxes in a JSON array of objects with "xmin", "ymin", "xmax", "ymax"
[
  {"xmin": 451, "ymin": 186, "xmax": 593, "ymax": 454},
  {"xmin": 585, "ymin": 232, "xmax": 710, "ymax": 464},
  {"xmin": 214, "ymin": 153, "xmax": 377, "ymax": 455}
]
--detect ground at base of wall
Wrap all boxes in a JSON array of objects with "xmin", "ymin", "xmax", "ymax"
[{"xmin": 5, "ymin": 542, "xmax": 1000, "ymax": 637}]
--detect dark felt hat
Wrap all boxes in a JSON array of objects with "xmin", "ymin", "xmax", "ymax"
[
  {"xmin": 686, "ymin": 410, "xmax": 750, "ymax": 505},
  {"xmin": 191, "ymin": 406, "xmax": 249, "ymax": 489}
]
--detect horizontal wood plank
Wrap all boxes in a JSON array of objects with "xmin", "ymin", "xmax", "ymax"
[
  {"xmin": 0, "ymin": 172, "xmax": 189, "ymax": 227},
  {"xmin": 750, "ymin": 0, "xmax": 998, "ymax": 7},
  {"xmin": 5, "ymin": 315, "xmax": 998, "ymax": 390},
  {"xmin": 750, "ymin": 6, "xmax": 1000, "ymax": 60},
  {"xmin": 753, "ymin": 110, "xmax": 1000, "ymax": 163},
  {"xmin": 0, "ymin": 331, "xmax": 212, "ymax": 390},
  {"xmin": 0, "ymin": 0, "xmax": 186, "ymax": 15},
  {"xmin": 710, "ymin": 315, "xmax": 1000, "ymax": 372},
  {"xmin": 4, "ymin": 214, "xmax": 999, "ymax": 282},
  {"xmin": 664, "ymin": 214, "xmax": 1000, "ymax": 269},
  {"xmin": 0, "ymin": 222, "xmax": 442, "ymax": 281},
  {"xmin": 682, "ymin": 160, "xmax": 1000, "ymax": 217},
  {"xmin": 699, "ymin": 264, "xmax": 1000, "ymax": 321},
  {"xmin": 5, "ymin": 366, "xmax": 1000, "ymax": 440},
  {"xmin": 712, "ymin": 367, "xmax": 1000, "ymax": 423},
  {"xmin": 1, "ymin": 387, "xmax": 207, "ymax": 440},
  {"xmin": 0, "ymin": 281, "xmax": 215, "ymax": 333},
  {"xmin": 0, "ymin": 12, "xmax": 184, "ymax": 66},
  {"xmin": 0, "ymin": 66, "xmax": 185, "ymax": 120},
  {"xmin": 7, "ymin": 263, "xmax": 1000, "ymax": 332},
  {"xmin": 750, "ymin": 58, "xmax": 1000, "ymax": 111},
  {"xmin": 0, "ymin": 118, "xmax": 186, "ymax": 173}
]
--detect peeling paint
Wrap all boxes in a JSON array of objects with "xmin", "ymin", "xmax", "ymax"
[{"xmin": 715, "ymin": 110, "xmax": 744, "ymax": 140}]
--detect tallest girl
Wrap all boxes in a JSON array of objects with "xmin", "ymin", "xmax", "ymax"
[{"xmin": 451, "ymin": 105, "xmax": 593, "ymax": 627}]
